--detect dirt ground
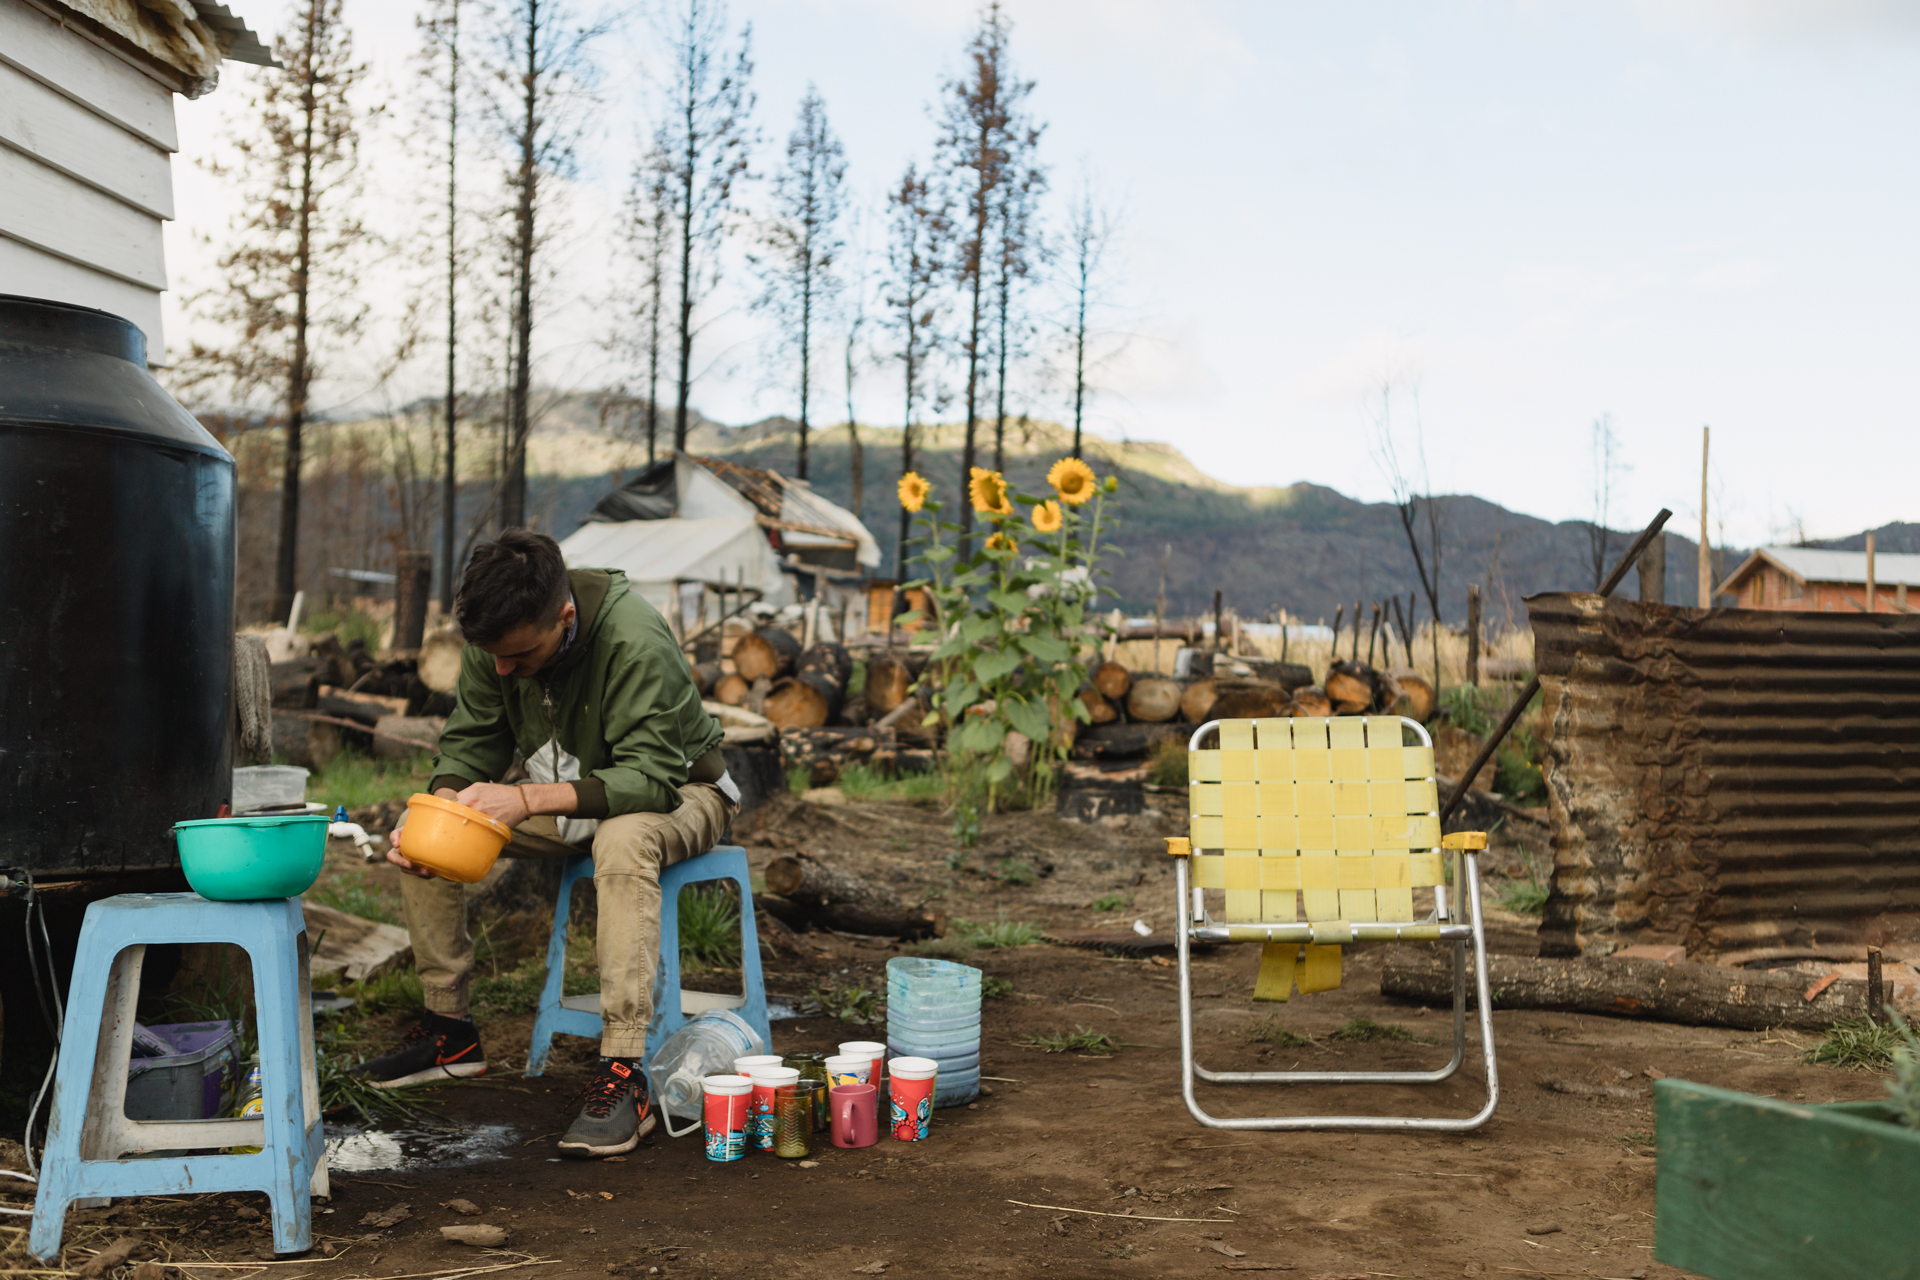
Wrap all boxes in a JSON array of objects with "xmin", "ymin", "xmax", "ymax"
[{"xmin": 5, "ymin": 791, "xmax": 1889, "ymax": 1280}]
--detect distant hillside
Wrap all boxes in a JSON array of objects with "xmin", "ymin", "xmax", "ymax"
[{"xmin": 524, "ymin": 412, "xmax": 1727, "ymax": 627}]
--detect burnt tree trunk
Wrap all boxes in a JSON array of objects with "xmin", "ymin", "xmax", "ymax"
[{"xmin": 763, "ymin": 852, "xmax": 946, "ymax": 939}]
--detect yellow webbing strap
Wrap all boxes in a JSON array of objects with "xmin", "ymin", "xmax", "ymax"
[
  {"xmin": 1252, "ymin": 942, "xmax": 1297, "ymax": 1002},
  {"xmin": 1300, "ymin": 943, "xmax": 1343, "ymax": 993}
]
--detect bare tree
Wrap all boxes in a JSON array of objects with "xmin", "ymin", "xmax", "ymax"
[
  {"xmin": 416, "ymin": 0, "xmax": 466, "ymax": 607},
  {"xmin": 886, "ymin": 163, "xmax": 948, "ymax": 578},
  {"xmin": 755, "ymin": 86, "xmax": 844, "ymax": 479},
  {"xmin": 935, "ymin": 1, "xmax": 1037, "ymax": 553},
  {"xmin": 988, "ymin": 123, "xmax": 1043, "ymax": 472},
  {"xmin": 180, "ymin": 0, "xmax": 372, "ymax": 622},
  {"xmin": 1063, "ymin": 176, "xmax": 1115, "ymax": 460},
  {"xmin": 620, "ymin": 149, "xmax": 674, "ymax": 466},
  {"xmin": 656, "ymin": 0, "xmax": 754, "ymax": 453},
  {"xmin": 490, "ymin": 0, "xmax": 599, "ymax": 529},
  {"xmin": 1585, "ymin": 412, "xmax": 1625, "ymax": 589},
  {"xmin": 1370, "ymin": 380, "xmax": 1444, "ymax": 692},
  {"xmin": 841, "ymin": 208, "xmax": 872, "ymax": 520}
]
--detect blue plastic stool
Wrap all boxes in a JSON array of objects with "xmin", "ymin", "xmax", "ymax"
[
  {"xmin": 29, "ymin": 894, "xmax": 326, "ymax": 1260},
  {"xmin": 524, "ymin": 845, "xmax": 769, "ymax": 1076}
]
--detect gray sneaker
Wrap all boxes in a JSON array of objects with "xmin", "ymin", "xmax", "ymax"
[{"xmin": 558, "ymin": 1058, "xmax": 656, "ymax": 1158}]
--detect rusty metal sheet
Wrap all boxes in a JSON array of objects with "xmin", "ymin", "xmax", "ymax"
[{"xmin": 1529, "ymin": 593, "xmax": 1920, "ymax": 959}]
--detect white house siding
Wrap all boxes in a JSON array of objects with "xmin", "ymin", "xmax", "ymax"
[{"xmin": 0, "ymin": 0, "xmax": 178, "ymax": 357}]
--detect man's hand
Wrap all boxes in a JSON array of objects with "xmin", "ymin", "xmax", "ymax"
[{"xmin": 452, "ymin": 782, "xmax": 537, "ymax": 829}]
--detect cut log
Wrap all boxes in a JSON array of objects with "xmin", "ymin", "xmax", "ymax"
[
  {"xmin": 371, "ymin": 715, "xmax": 446, "ymax": 760},
  {"xmin": 762, "ymin": 852, "xmax": 946, "ymax": 939},
  {"xmin": 418, "ymin": 628, "xmax": 465, "ymax": 693},
  {"xmin": 1380, "ymin": 946, "xmax": 1880, "ymax": 1033},
  {"xmin": 1127, "ymin": 677, "xmax": 1184, "ymax": 723},
  {"xmin": 270, "ymin": 658, "xmax": 321, "ymax": 709},
  {"xmin": 690, "ymin": 661, "xmax": 723, "ymax": 696},
  {"xmin": 1239, "ymin": 659, "xmax": 1315, "ymax": 691},
  {"xmin": 1092, "ymin": 661, "xmax": 1132, "ymax": 701},
  {"xmin": 714, "ymin": 673, "xmax": 750, "ymax": 706},
  {"xmin": 1078, "ymin": 684, "xmax": 1118, "ymax": 725},
  {"xmin": 864, "ymin": 651, "xmax": 925, "ymax": 715},
  {"xmin": 1074, "ymin": 721, "xmax": 1192, "ymax": 760},
  {"xmin": 318, "ymin": 686, "xmax": 411, "ymax": 727},
  {"xmin": 733, "ymin": 627, "xmax": 801, "ymax": 681},
  {"xmin": 1180, "ymin": 677, "xmax": 1217, "ymax": 724},
  {"xmin": 1384, "ymin": 668, "xmax": 1436, "ymax": 722},
  {"xmin": 1324, "ymin": 661, "xmax": 1381, "ymax": 714},
  {"xmin": 1210, "ymin": 682, "xmax": 1292, "ymax": 720},
  {"xmin": 797, "ymin": 641, "xmax": 852, "ymax": 691},
  {"xmin": 271, "ymin": 713, "xmax": 343, "ymax": 770},
  {"xmin": 1285, "ymin": 687, "xmax": 1333, "ymax": 717},
  {"xmin": 763, "ymin": 672, "xmax": 846, "ymax": 730}
]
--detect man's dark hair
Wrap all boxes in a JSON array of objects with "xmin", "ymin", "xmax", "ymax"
[{"xmin": 455, "ymin": 529, "xmax": 571, "ymax": 645}]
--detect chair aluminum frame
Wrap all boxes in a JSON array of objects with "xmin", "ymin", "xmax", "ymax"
[{"xmin": 1175, "ymin": 717, "xmax": 1500, "ymax": 1132}]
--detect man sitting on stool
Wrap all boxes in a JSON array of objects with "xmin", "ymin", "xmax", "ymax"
[{"xmin": 358, "ymin": 529, "xmax": 736, "ymax": 1159}]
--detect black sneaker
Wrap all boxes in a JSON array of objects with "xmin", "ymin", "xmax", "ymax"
[
  {"xmin": 557, "ymin": 1059, "xmax": 655, "ymax": 1159},
  {"xmin": 355, "ymin": 1012, "xmax": 487, "ymax": 1089}
]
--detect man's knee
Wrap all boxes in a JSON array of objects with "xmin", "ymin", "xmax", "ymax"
[{"xmin": 590, "ymin": 811, "xmax": 675, "ymax": 876}]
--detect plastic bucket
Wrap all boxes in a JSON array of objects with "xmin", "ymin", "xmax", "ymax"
[
  {"xmin": 885, "ymin": 1020, "xmax": 981, "ymax": 1050},
  {"xmin": 173, "ymin": 815, "xmax": 328, "ymax": 901},
  {"xmin": 398, "ymin": 793, "xmax": 512, "ymax": 882}
]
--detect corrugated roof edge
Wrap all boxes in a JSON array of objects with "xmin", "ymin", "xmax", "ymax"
[{"xmin": 194, "ymin": 0, "xmax": 277, "ymax": 67}]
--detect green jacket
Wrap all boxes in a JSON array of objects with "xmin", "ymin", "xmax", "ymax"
[{"xmin": 428, "ymin": 568, "xmax": 723, "ymax": 821}]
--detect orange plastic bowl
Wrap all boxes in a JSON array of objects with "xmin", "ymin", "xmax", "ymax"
[{"xmin": 400, "ymin": 793, "xmax": 512, "ymax": 883}]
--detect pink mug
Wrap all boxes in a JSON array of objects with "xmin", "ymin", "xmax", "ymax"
[{"xmin": 830, "ymin": 1083, "xmax": 878, "ymax": 1149}]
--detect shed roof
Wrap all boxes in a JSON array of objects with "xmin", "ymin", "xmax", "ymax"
[{"xmin": 1719, "ymin": 546, "xmax": 1920, "ymax": 594}]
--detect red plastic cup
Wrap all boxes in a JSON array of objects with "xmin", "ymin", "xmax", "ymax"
[
  {"xmin": 701, "ymin": 1074, "xmax": 751, "ymax": 1162},
  {"xmin": 888, "ymin": 1056, "xmax": 937, "ymax": 1142},
  {"xmin": 746, "ymin": 1066, "xmax": 799, "ymax": 1152},
  {"xmin": 840, "ymin": 1040, "xmax": 886, "ymax": 1095}
]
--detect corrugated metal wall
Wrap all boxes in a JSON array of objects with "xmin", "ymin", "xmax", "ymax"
[{"xmin": 1530, "ymin": 593, "xmax": 1920, "ymax": 958}]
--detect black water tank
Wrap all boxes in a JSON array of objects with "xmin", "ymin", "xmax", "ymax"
[{"xmin": 0, "ymin": 296, "xmax": 236, "ymax": 875}]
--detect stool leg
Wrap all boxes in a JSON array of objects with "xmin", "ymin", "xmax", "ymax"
[
  {"xmin": 527, "ymin": 855, "xmax": 587, "ymax": 1076},
  {"xmin": 646, "ymin": 870, "xmax": 685, "ymax": 1063},
  {"xmin": 249, "ymin": 918, "xmax": 313, "ymax": 1255},
  {"xmin": 296, "ymin": 926, "xmax": 329, "ymax": 1201},
  {"xmin": 29, "ymin": 935, "xmax": 139, "ymax": 1259},
  {"xmin": 729, "ymin": 864, "xmax": 773, "ymax": 1055}
]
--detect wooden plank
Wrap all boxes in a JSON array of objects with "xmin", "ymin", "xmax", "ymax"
[
  {"xmin": 0, "ymin": 145, "xmax": 166, "ymax": 288},
  {"xmin": 1654, "ymin": 1079, "xmax": 1920, "ymax": 1280},
  {"xmin": 0, "ymin": 62, "xmax": 173, "ymax": 217},
  {"xmin": 0, "ymin": 0, "xmax": 178, "ymax": 150},
  {"xmin": 302, "ymin": 901, "xmax": 414, "ymax": 983},
  {"xmin": 0, "ymin": 235, "xmax": 164, "ymax": 355}
]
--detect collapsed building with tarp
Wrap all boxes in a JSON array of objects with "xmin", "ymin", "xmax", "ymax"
[{"xmin": 557, "ymin": 453, "xmax": 880, "ymax": 623}]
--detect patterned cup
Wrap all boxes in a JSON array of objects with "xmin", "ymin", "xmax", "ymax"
[{"xmin": 887, "ymin": 1056, "xmax": 938, "ymax": 1142}]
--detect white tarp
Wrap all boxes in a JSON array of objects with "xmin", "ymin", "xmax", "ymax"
[{"xmin": 558, "ymin": 517, "xmax": 792, "ymax": 615}]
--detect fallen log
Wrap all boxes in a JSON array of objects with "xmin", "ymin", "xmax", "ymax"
[
  {"xmin": 1092, "ymin": 661, "xmax": 1132, "ymax": 701},
  {"xmin": 733, "ymin": 627, "xmax": 801, "ymax": 682},
  {"xmin": 1074, "ymin": 721, "xmax": 1192, "ymax": 759},
  {"xmin": 318, "ymin": 685, "xmax": 410, "ymax": 727},
  {"xmin": 864, "ymin": 651, "xmax": 925, "ymax": 715},
  {"xmin": 1078, "ymin": 684, "xmax": 1118, "ymax": 725},
  {"xmin": 1324, "ymin": 661, "xmax": 1382, "ymax": 714},
  {"xmin": 1128, "ymin": 677, "xmax": 1184, "ymax": 723},
  {"xmin": 763, "ymin": 668, "xmax": 846, "ymax": 729},
  {"xmin": 1384, "ymin": 668, "xmax": 1437, "ymax": 722},
  {"xmin": 270, "ymin": 657, "xmax": 321, "ymax": 709},
  {"xmin": 763, "ymin": 852, "xmax": 946, "ymax": 939},
  {"xmin": 1211, "ymin": 681, "xmax": 1292, "ymax": 720},
  {"xmin": 1379, "ymin": 945, "xmax": 1880, "ymax": 1032},
  {"xmin": 271, "ymin": 712, "xmax": 344, "ymax": 769},
  {"xmin": 371, "ymin": 714, "xmax": 446, "ymax": 760},
  {"xmin": 1286, "ymin": 686, "xmax": 1333, "ymax": 717}
]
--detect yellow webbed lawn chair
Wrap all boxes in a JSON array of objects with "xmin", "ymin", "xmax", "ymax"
[{"xmin": 1169, "ymin": 715, "xmax": 1499, "ymax": 1131}]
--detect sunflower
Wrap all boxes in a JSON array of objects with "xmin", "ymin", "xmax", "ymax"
[
  {"xmin": 968, "ymin": 467, "xmax": 1013, "ymax": 516},
  {"xmin": 1031, "ymin": 499, "xmax": 1063, "ymax": 533},
  {"xmin": 1047, "ymin": 456, "xmax": 1098, "ymax": 506},
  {"xmin": 985, "ymin": 532, "xmax": 1018, "ymax": 554},
  {"xmin": 897, "ymin": 471, "xmax": 930, "ymax": 513}
]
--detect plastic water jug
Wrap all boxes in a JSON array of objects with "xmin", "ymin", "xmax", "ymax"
[{"xmin": 646, "ymin": 1009, "xmax": 765, "ymax": 1137}]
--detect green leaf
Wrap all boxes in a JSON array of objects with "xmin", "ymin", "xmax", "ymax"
[
  {"xmin": 988, "ymin": 591, "xmax": 1030, "ymax": 615},
  {"xmin": 972, "ymin": 648, "xmax": 1023, "ymax": 685},
  {"xmin": 986, "ymin": 756, "xmax": 1014, "ymax": 783},
  {"xmin": 921, "ymin": 545, "xmax": 955, "ymax": 563},
  {"xmin": 1018, "ymin": 634, "xmax": 1072, "ymax": 663},
  {"xmin": 1005, "ymin": 696, "xmax": 1051, "ymax": 742},
  {"xmin": 945, "ymin": 680, "xmax": 979, "ymax": 713},
  {"xmin": 960, "ymin": 614, "xmax": 1000, "ymax": 644}
]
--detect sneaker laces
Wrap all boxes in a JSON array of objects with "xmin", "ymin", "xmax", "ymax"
[{"xmin": 577, "ymin": 1061, "xmax": 642, "ymax": 1120}]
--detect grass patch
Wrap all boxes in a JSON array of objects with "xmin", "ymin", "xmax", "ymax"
[
  {"xmin": 787, "ymin": 765, "xmax": 812, "ymax": 795},
  {"xmin": 995, "ymin": 859, "xmax": 1039, "ymax": 887},
  {"xmin": 958, "ymin": 917, "xmax": 1043, "ymax": 949},
  {"xmin": 304, "ymin": 608, "xmax": 385, "ymax": 652},
  {"xmin": 1326, "ymin": 1017, "xmax": 1432, "ymax": 1044},
  {"xmin": 679, "ymin": 884, "xmax": 743, "ymax": 971},
  {"xmin": 1089, "ymin": 892, "xmax": 1131, "ymax": 912},
  {"xmin": 1619, "ymin": 1129, "xmax": 1655, "ymax": 1147},
  {"xmin": 906, "ymin": 934, "xmax": 978, "ymax": 961},
  {"xmin": 307, "ymin": 754, "xmax": 434, "ymax": 811},
  {"xmin": 981, "ymin": 975, "xmax": 1014, "ymax": 1000},
  {"xmin": 310, "ymin": 869, "xmax": 401, "ymax": 925},
  {"xmin": 1249, "ymin": 1017, "xmax": 1317, "ymax": 1049},
  {"xmin": 836, "ymin": 763, "xmax": 946, "ymax": 804},
  {"xmin": 809, "ymin": 985, "xmax": 884, "ymax": 1027},
  {"xmin": 1019, "ymin": 1026, "xmax": 1120, "ymax": 1056},
  {"xmin": 1497, "ymin": 852, "xmax": 1550, "ymax": 915},
  {"xmin": 1805, "ymin": 1018, "xmax": 1907, "ymax": 1071},
  {"xmin": 1146, "ymin": 737, "xmax": 1189, "ymax": 787},
  {"xmin": 345, "ymin": 969, "xmax": 426, "ymax": 1015}
]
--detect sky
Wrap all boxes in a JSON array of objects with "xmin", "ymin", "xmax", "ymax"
[{"xmin": 164, "ymin": 0, "xmax": 1920, "ymax": 548}]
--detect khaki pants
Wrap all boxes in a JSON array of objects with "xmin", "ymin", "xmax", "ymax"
[{"xmin": 399, "ymin": 782, "xmax": 736, "ymax": 1058}]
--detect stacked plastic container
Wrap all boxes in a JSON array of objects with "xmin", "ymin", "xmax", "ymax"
[{"xmin": 886, "ymin": 956, "xmax": 980, "ymax": 1108}]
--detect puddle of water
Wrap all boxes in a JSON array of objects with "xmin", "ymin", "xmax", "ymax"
[{"xmin": 325, "ymin": 1123, "xmax": 518, "ymax": 1172}]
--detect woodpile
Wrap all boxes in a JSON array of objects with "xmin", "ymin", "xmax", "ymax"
[
  {"xmin": 733, "ymin": 628, "xmax": 800, "ymax": 682},
  {"xmin": 762, "ymin": 852, "xmax": 946, "ymax": 939},
  {"xmin": 778, "ymin": 725, "xmax": 935, "ymax": 787},
  {"xmin": 762, "ymin": 642, "xmax": 852, "ymax": 730},
  {"xmin": 1127, "ymin": 677, "xmax": 1184, "ymax": 723}
]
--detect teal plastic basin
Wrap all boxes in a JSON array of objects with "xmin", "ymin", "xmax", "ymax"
[{"xmin": 173, "ymin": 814, "xmax": 328, "ymax": 901}]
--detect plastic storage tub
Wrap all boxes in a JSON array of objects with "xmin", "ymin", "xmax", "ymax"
[
  {"xmin": 125, "ymin": 1021, "xmax": 238, "ymax": 1120},
  {"xmin": 231, "ymin": 766, "xmax": 310, "ymax": 813}
]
